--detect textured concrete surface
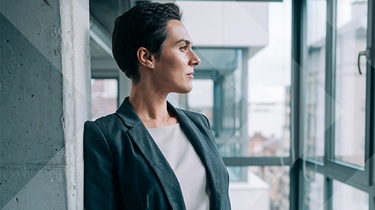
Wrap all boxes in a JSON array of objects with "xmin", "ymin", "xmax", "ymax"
[
  {"xmin": 0, "ymin": 0, "xmax": 90, "ymax": 209},
  {"xmin": 2, "ymin": 151, "xmax": 67, "ymax": 210},
  {"xmin": 0, "ymin": 12, "xmax": 65, "ymax": 208}
]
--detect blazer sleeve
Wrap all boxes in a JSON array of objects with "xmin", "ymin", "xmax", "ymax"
[{"xmin": 83, "ymin": 121, "xmax": 120, "ymax": 210}]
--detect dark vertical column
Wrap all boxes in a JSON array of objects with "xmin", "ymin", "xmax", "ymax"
[{"xmin": 290, "ymin": 0, "xmax": 306, "ymax": 209}]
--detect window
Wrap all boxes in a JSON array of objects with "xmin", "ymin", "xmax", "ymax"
[
  {"xmin": 304, "ymin": 0, "xmax": 327, "ymax": 162},
  {"xmin": 91, "ymin": 79, "xmax": 118, "ymax": 120},
  {"xmin": 301, "ymin": 0, "xmax": 374, "ymax": 210},
  {"xmin": 332, "ymin": 180, "xmax": 368, "ymax": 210},
  {"xmin": 228, "ymin": 166, "xmax": 290, "ymax": 210},
  {"xmin": 334, "ymin": 0, "xmax": 368, "ymax": 167},
  {"xmin": 303, "ymin": 168, "xmax": 324, "ymax": 210}
]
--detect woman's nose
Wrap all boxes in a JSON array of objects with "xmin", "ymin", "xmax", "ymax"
[{"xmin": 189, "ymin": 50, "xmax": 201, "ymax": 67}]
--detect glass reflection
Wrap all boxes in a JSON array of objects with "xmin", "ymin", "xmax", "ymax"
[
  {"xmin": 227, "ymin": 166, "xmax": 290, "ymax": 210},
  {"xmin": 303, "ymin": 166, "xmax": 324, "ymax": 210},
  {"xmin": 91, "ymin": 79, "xmax": 118, "ymax": 120},
  {"xmin": 334, "ymin": 0, "xmax": 367, "ymax": 167},
  {"xmin": 304, "ymin": 0, "xmax": 327, "ymax": 162},
  {"xmin": 333, "ymin": 180, "xmax": 368, "ymax": 210}
]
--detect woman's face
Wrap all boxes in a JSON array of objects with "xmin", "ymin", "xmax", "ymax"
[{"xmin": 151, "ymin": 19, "xmax": 201, "ymax": 94}]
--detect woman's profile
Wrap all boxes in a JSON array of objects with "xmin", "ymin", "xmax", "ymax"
[{"xmin": 84, "ymin": 2, "xmax": 231, "ymax": 209}]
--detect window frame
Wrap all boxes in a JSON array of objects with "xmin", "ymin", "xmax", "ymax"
[{"xmin": 300, "ymin": 0, "xmax": 375, "ymax": 209}]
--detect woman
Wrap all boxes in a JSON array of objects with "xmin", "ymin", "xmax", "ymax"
[{"xmin": 84, "ymin": 2, "xmax": 231, "ymax": 210}]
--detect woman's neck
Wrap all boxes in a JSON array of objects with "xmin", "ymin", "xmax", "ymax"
[{"xmin": 129, "ymin": 81, "xmax": 177, "ymax": 128}]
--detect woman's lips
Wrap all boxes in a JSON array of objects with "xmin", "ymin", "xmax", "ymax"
[{"xmin": 187, "ymin": 71, "xmax": 194, "ymax": 78}]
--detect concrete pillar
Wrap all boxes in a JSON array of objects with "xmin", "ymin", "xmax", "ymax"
[{"xmin": 0, "ymin": 0, "xmax": 90, "ymax": 209}]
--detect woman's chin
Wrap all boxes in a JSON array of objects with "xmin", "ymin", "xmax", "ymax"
[{"xmin": 174, "ymin": 86, "xmax": 193, "ymax": 94}]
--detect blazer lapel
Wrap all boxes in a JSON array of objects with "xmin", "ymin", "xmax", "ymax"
[
  {"xmin": 169, "ymin": 104, "xmax": 222, "ymax": 209},
  {"xmin": 116, "ymin": 98, "xmax": 186, "ymax": 210}
]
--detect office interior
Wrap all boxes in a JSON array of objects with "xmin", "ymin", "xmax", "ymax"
[{"xmin": 1, "ymin": 0, "xmax": 374, "ymax": 209}]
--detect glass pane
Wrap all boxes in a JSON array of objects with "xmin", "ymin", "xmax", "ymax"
[
  {"xmin": 303, "ymin": 0, "xmax": 327, "ymax": 161},
  {"xmin": 334, "ymin": 0, "xmax": 367, "ymax": 167},
  {"xmin": 228, "ymin": 166, "xmax": 289, "ymax": 210},
  {"xmin": 188, "ymin": 80, "xmax": 214, "ymax": 124},
  {"xmin": 247, "ymin": 1, "xmax": 291, "ymax": 157},
  {"xmin": 177, "ymin": 0, "xmax": 292, "ymax": 157},
  {"xmin": 303, "ymin": 166, "xmax": 325, "ymax": 210},
  {"xmin": 333, "ymin": 180, "xmax": 369, "ymax": 210},
  {"xmin": 304, "ymin": 0, "xmax": 327, "ymax": 161},
  {"xmin": 91, "ymin": 79, "xmax": 118, "ymax": 120},
  {"xmin": 186, "ymin": 49, "xmax": 245, "ymax": 156}
]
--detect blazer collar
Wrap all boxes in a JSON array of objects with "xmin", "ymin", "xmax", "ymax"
[
  {"xmin": 115, "ymin": 97, "xmax": 142, "ymax": 128},
  {"xmin": 115, "ymin": 97, "xmax": 221, "ymax": 209}
]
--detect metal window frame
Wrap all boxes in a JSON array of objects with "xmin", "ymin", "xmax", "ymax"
[{"xmin": 301, "ymin": 0, "xmax": 375, "ymax": 210}]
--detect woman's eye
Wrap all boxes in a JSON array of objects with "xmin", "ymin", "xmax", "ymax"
[{"xmin": 180, "ymin": 46, "xmax": 187, "ymax": 50}]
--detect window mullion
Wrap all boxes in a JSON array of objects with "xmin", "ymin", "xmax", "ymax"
[{"xmin": 324, "ymin": 0, "xmax": 337, "ymax": 209}]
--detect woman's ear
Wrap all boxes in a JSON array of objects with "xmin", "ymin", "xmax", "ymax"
[{"xmin": 137, "ymin": 47, "xmax": 154, "ymax": 69}]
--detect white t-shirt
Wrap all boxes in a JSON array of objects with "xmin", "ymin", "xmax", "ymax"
[{"xmin": 147, "ymin": 123, "xmax": 210, "ymax": 210}]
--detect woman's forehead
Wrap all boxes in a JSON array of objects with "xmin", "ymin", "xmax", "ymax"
[{"xmin": 165, "ymin": 20, "xmax": 192, "ymax": 44}]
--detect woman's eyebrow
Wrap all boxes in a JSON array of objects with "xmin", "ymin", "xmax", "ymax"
[{"xmin": 176, "ymin": 39, "xmax": 192, "ymax": 45}]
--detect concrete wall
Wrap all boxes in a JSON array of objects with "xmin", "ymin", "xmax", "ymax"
[{"xmin": 0, "ymin": 0, "xmax": 90, "ymax": 209}]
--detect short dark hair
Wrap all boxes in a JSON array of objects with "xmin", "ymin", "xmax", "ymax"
[{"xmin": 112, "ymin": 2, "xmax": 182, "ymax": 83}]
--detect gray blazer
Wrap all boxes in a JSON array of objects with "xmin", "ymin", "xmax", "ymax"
[{"xmin": 84, "ymin": 97, "xmax": 231, "ymax": 210}]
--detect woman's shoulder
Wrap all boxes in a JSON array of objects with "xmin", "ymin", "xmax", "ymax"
[
  {"xmin": 84, "ymin": 113, "xmax": 133, "ymax": 151},
  {"xmin": 85, "ymin": 113, "xmax": 127, "ymax": 133},
  {"xmin": 177, "ymin": 108, "xmax": 210, "ymax": 127},
  {"xmin": 178, "ymin": 108, "xmax": 205, "ymax": 119}
]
